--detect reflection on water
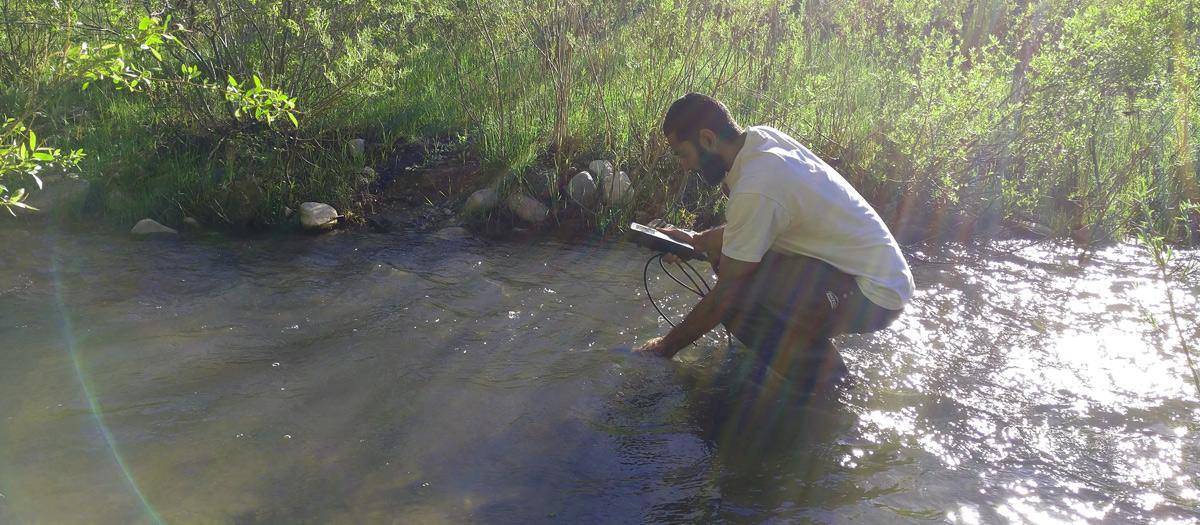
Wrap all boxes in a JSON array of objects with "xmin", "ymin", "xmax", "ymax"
[{"xmin": 0, "ymin": 227, "xmax": 1197, "ymax": 523}]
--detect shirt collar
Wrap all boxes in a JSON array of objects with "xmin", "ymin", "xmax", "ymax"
[{"xmin": 723, "ymin": 127, "xmax": 761, "ymax": 190}]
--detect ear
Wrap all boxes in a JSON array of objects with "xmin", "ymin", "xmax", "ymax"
[{"xmin": 696, "ymin": 129, "xmax": 718, "ymax": 151}]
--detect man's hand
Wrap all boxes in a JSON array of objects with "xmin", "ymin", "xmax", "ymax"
[
  {"xmin": 657, "ymin": 225, "xmax": 722, "ymax": 268},
  {"xmin": 634, "ymin": 336, "xmax": 676, "ymax": 357}
]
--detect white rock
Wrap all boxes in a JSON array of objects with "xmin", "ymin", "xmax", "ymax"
[
  {"xmin": 130, "ymin": 218, "xmax": 177, "ymax": 235},
  {"xmin": 567, "ymin": 171, "xmax": 598, "ymax": 208},
  {"xmin": 506, "ymin": 193, "xmax": 548, "ymax": 224},
  {"xmin": 299, "ymin": 202, "xmax": 339, "ymax": 230},
  {"xmin": 349, "ymin": 138, "xmax": 366, "ymax": 157},
  {"xmin": 464, "ymin": 188, "xmax": 500, "ymax": 215},
  {"xmin": 602, "ymin": 170, "xmax": 632, "ymax": 204}
]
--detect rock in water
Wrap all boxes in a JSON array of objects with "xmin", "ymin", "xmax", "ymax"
[
  {"xmin": 130, "ymin": 218, "xmax": 178, "ymax": 235},
  {"xmin": 299, "ymin": 202, "xmax": 339, "ymax": 230},
  {"xmin": 182, "ymin": 217, "xmax": 201, "ymax": 229},
  {"xmin": 602, "ymin": 170, "xmax": 632, "ymax": 204},
  {"xmin": 464, "ymin": 188, "xmax": 500, "ymax": 215},
  {"xmin": 567, "ymin": 171, "xmax": 598, "ymax": 208},
  {"xmin": 506, "ymin": 193, "xmax": 548, "ymax": 224},
  {"xmin": 434, "ymin": 226, "xmax": 470, "ymax": 240}
]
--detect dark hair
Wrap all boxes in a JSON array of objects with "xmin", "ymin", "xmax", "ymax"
[{"xmin": 662, "ymin": 93, "xmax": 742, "ymax": 142}]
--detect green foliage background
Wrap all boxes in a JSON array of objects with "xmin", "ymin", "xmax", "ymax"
[{"xmin": 1, "ymin": 0, "xmax": 1196, "ymax": 240}]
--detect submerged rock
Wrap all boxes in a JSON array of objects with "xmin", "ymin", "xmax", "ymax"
[
  {"xmin": 299, "ymin": 202, "xmax": 339, "ymax": 230},
  {"xmin": 567, "ymin": 171, "xmax": 598, "ymax": 208},
  {"xmin": 435, "ymin": 226, "xmax": 470, "ymax": 240},
  {"xmin": 464, "ymin": 188, "xmax": 500, "ymax": 215},
  {"xmin": 506, "ymin": 193, "xmax": 548, "ymax": 224},
  {"xmin": 131, "ymin": 218, "xmax": 177, "ymax": 235},
  {"xmin": 182, "ymin": 217, "xmax": 201, "ymax": 229},
  {"xmin": 602, "ymin": 170, "xmax": 632, "ymax": 204}
]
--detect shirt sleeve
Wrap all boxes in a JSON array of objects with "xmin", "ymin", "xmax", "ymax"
[{"xmin": 721, "ymin": 193, "xmax": 792, "ymax": 263}]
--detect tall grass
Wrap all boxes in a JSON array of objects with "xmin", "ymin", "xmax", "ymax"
[{"xmin": 3, "ymin": 0, "xmax": 1196, "ymax": 240}]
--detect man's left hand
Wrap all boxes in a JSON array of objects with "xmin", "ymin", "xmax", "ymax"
[{"xmin": 634, "ymin": 336, "xmax": 675, "ymax": 357}]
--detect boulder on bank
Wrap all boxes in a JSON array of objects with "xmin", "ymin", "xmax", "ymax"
[
  {"xmin": 23, "ymin": 174, "xmax": 91, "ymax": 215},
  {"xmin": 131, "ymin": 218, "xmax": 178, "ymax": 235},
  {"xmin": 464, "ymin": 188, "xmax": 500, "ymax": 215},
  {"xmin": 601, "ymin": 170, "xmax": 632, "ymax": 204},
  {"xmin": 349, "ymin": 138, "xmax": 366, "ymax": 157},
  {"xmin": 299, "ymin": 202, "xmax": 339, "ymax": 230},
  {"xmin": 359, "ymin": 167, "xmax": 377, "ymax": 186},
  {"xmin": 567, "ymin": 171, "xmax": 598, "ymax": 208},
  {"xmin": 588, "ymin": 160, "xmax": 613, "ymax": 183},
  {"xmin": 506, "ymin": 193, "xmax": 548, "ymax": 224}
]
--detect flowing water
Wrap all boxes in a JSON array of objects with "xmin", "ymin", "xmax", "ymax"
[{"xmin": 0, "ymin": 226, "xmax": 1197, "ymax": 524}]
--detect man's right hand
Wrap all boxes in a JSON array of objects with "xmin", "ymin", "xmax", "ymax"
[{"xmin": 654, "ymin": 226, "xmax": 694, "ymax": 264}]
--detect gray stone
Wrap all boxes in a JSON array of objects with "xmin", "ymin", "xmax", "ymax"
[
  {"xmin": 131, "ymin": 218, "xmax": 178, "ymax": 235},
  {"xmin": 349, "ymin": 138, "xmax": 366, "ymax": 157},
  {"xmin": 506, "ymin": 193, "xmax": 548, "ymax": 224},
  {"xmin": 224, "ymin": 177, "xmax": 263, "ymax": 226},
  {"xmin": 359, "ymin": 167, "xmax": 377, "ymax": 186},
  {"xmin": 464, "ymin": 188, "xmax": 500, "ymax": 215},
  {"xmin": 601, "ymin": 170, "xmax": 632, "ymax": 204},
  {"xmin": 567, "ymin": 171, "xmax": 598, "ymax": 208},
  {"xmin": 182, "ymin": 217, "xmax": 201, "ymax": 228},
  {"xmin": 588, "ymin": 160, "xmax": 614, "ymax": 183},
  {"xmin": 22, "ymin": 174, "xmax": 90, "ymax": 215},
  {"xmin": 283, "ymin": 206, "xmax": 294, "ymax": 217},
  {"xmin": 299, "ymin": 202, "xmax": 339, "ymax": 230}
]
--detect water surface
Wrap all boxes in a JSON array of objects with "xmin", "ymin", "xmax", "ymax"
[{"xmin": 1, "ymin": 227, "xmax": 1197, "ymax": 523}]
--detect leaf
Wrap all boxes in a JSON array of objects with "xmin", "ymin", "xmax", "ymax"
[
  {"xmin": 227, "ymin": 74, "xmax": 237, "ymax": 87},
  {"xmin": 253, "ymin": 74, "xmax": 262, "ymax": 90},
  {"xmin": 149, "ymin": 47, "xmax": 162, "ymax": 61},
  {"xmin": 28, "ymin": 129, "xmax": 35, "ymax": 150},
  {"xmin": 82, "ymin": 81, "xmax": 90, "ymax": 91},
  {"xmin": 287, "ymin": 111, "xmax": 299, "ymax": 127},
  {"xmin": 33, "ymin": 152, "xmax": 54, "ymax": 162},
  {"xmin": 30, "ymin": 172, "xmax": 42, "ymax": 189}
]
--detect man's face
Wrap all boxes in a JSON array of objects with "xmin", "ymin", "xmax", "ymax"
[{"xmin": 667, "ymin": 131, "xmax": 726, "ymax": 186}]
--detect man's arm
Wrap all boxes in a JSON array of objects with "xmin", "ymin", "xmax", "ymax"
[{"xmin": 636, "ymin": 253, "xmax": 758, "ymax": 358}]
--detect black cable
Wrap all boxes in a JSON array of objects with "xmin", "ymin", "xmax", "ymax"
[{"xmin": 643, "ymin": 253, "xmax": 732, "ymax": 348}]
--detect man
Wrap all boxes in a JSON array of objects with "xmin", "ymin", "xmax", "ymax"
[{"xmin": 635, "ymin": 93, "xmax": 915, "ymax": 384}]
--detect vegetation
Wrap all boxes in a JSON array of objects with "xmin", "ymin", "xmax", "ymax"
[{"xmin": 1, "ymin": 0, "xmax": 1196, "ymax": 242}]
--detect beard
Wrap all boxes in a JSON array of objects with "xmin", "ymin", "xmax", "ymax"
[{"xmin": 694, "ymin": 148, "xmax": 728, "ymax": 186}]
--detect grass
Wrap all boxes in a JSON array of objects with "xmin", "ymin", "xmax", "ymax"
[{"xmin": 2, "ymin": 0, "xmax": 1196, "ymax": 242}]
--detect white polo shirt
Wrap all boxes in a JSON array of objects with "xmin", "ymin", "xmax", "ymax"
[{"xmin": 721, "ymin": 126, "xmax": 915, "ymax": 310}]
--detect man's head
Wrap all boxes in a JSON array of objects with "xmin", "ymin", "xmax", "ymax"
[{"xmin": 662, "ymin": 93, "xmax": 743, "ymax": 186}]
